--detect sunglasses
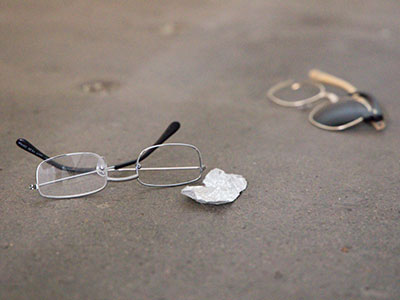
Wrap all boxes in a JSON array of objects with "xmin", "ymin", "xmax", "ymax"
[
  {"xmin": 16, "ymin": 122, "xmax": 206, "ymax": 199},
  {"xmin": 267, "ymin": 69, "xmax": 385, "ymax": 131}
]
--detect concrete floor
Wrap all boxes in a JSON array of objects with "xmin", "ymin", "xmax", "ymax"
[{"xmin": 1, "ymin": 1, "xmax": 399, "ymax": 299}]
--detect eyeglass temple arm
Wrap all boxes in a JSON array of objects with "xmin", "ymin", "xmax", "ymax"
[
  {"xmin": 308, "ymin": 69, "xmax": 385, "ymax": 130},
  {"xmin": 112, "ymin": 121, "xmax": 181, "ymax": 170},
  {"xmin": 16, "ymin": 138, "xmax": 93, "ymax": 172},
  {"xmin": 16, "ymin": 121, "xmax": 181, "ymax": 172},
  {"xmin": 16, "ymin": 138, "xmax": 50, "ymax": 160}
]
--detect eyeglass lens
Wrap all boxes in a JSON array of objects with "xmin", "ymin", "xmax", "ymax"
[
  {"xmin": 37, "ymin": 153, "xmax": 107, "ymax": 198},
  {"xmin": 273, "ymin": 81, "xmax": 322, "ymax": 103},
  {"xmin": 137, "ymin": 144, "xmax": 202, "ymax": 186}
]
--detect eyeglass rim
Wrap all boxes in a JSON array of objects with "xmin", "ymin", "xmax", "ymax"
[
  {"xmin": 267, "ymin": 79, "xmax": 327, "ymax": 108},
  {"xmin": 308, "ymin": 101, "xmax": 364, "ymax": 131},
  {"xmin": 136, "ymin": 143, "xmax": 205, "ymax": 187},
  {"xmin": 32, "ymin": 143, "xmax": 206, "ymax": 197},
  {"xmin": 35, "ymin": 152, "xmax": 108, "ymax": 199}
]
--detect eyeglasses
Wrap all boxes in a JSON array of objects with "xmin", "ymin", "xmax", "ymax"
[
  {"xmin": 267, "ymin": 69, "xmax": 385, "ymax": 131},
  {"xmin": 16, "ymin": 122, "xmax": 206, "ymax": 199}
]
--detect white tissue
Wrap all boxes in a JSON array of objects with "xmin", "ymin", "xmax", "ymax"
[{"xmin": 181, "ymin": 168, "xmax": 247, "ymax": 205}]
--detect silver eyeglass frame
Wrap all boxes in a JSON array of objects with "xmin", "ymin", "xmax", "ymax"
[{"xmin": 31, "ymin": 143, "xmax": 206, "ymax": 199}]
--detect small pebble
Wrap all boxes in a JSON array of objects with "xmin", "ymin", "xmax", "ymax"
[
  {"xmin": 1, "ymin": 242, "xmax": 13, "ymax": 249},
  {"xmin": 361, "ymin": 286, "xmax": 390, "ymax": 298},
  {"xmin": 160, "ymin": 22, "xmax": 181, "ymax": 36},
  {"xmin": 80, "ymin": 80, "xmax": 119, "ymax": 94},
  {"xmin": 274, "ymin": 271, "xmax": 283, "ymax": 279},
  {"xmin": 341, "ymin": 246, "xmax": 351, "ymax": 253}
]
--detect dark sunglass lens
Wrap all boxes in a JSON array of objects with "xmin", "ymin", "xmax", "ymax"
[{"xmin": 312, "ymin": 100, "xmax": 369, "ymax": 127}]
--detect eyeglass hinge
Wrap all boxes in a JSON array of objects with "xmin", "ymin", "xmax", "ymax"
[{"xmin": 29, "ymin": 184, "xmax": 38, "ymax": 190}]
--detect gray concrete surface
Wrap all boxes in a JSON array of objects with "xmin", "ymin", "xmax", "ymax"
[{"xmin": 1, "ymin": 1, "xmax": 399, "ymax": 299}]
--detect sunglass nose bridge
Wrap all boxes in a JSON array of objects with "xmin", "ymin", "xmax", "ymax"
[{"xmin": 326, "ymin": 92, "xmax": 339, "ymax": 103}]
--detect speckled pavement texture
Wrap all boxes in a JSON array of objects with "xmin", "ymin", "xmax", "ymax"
[{"xmin": 0, "ymin": 1, "xmax": 399, "ymax": 299}]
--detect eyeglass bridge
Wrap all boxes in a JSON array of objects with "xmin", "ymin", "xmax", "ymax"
[{"xmin": 326, "ymin": 92, "xmax": 339, "ymax": 103}]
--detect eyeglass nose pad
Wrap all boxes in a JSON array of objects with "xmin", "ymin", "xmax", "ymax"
[
  {"xmin": 96, "ymin": 159, "xmax": 107, "ymax": 177},
  {"xmin": 290, "ymin": 82, "xmax": 301, "ymax": 90}
]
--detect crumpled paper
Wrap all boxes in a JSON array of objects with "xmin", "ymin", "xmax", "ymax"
[{"xmin": 181, "ymin": 168, "xmax": 247, "ymax": 205}]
